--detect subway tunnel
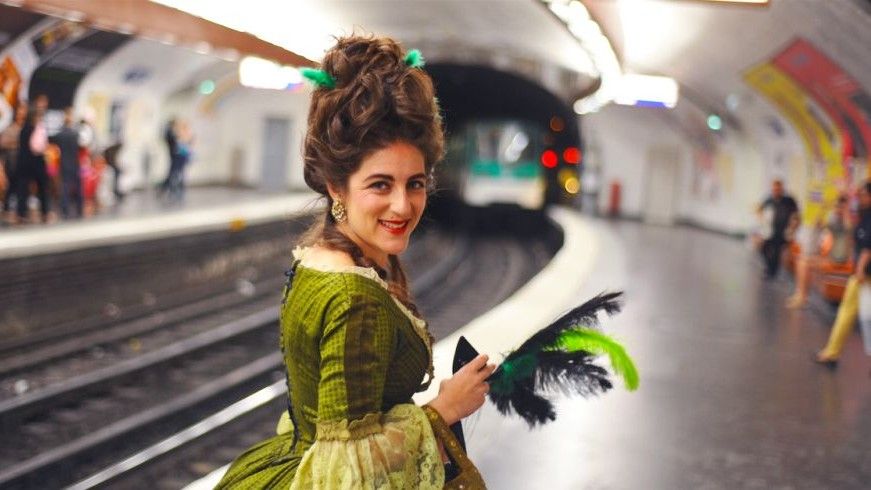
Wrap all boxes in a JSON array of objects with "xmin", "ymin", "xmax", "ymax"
[{"xmin": 0, "ymin": 1, "xmax": 870, "ymax": 488}]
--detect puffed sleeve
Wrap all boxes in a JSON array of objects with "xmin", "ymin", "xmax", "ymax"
[{"xmin": 290, "ymin": 277, "xmax": 444, "ymax": 489}]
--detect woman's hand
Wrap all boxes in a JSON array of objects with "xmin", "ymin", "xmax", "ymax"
[{"xmin": 427, "ymin": 354, "xmax": 496, "ymax": 425}]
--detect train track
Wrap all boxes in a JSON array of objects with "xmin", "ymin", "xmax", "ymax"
[
  {"xmin": 0, "ymin": 219, "xmax": 307, "ymax": 346},
  {"xmin": 0, "ymin": 209, "xmax": 561, "ymax": 489}
]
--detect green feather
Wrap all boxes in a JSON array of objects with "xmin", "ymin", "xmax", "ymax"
[
  {"xmin": 490, "ymin": 352, "xmax": 537, "ymax": 395},
  {"xmin": 404, "ymin": 49, "xmax": 425, "ymax": 68},
  {"xmin": 300, "ymin": 67, "xmax": 336, "ymax": 89},
  {"xmin": 554, "ymin": 328, "xmax": 639, "ymax": 391}
]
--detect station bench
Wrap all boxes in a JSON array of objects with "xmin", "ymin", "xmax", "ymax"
[{"xmin": 786, "ymin": 243, "xmax": 853, "ymax": 304}]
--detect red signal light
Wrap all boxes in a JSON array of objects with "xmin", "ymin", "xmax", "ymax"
[
  {"xmin": 541, "ymin": 150, "xmax": 558, "ymax": 168},
  {"xmin": 563, "ymin": 147, "xmax": 581, "ymax": 165}
]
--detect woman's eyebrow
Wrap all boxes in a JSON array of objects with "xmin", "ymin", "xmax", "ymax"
[
  {"xmin": 364, "ymin": 173, "xmax": 427, "ymax": 182},
  {"xmin": 364, "ymin": 173, "xmax": 394, "ymax": 182}
]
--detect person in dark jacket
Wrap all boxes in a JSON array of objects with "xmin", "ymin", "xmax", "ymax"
[
  {"xmin": 50, "ymin": 107, "xmax": 83, "ymax": 219},
  {"xmin": 103, "ymin": 141, "xmax": 124, "ymax": 201},
  {"xmin": 816, "ymin": 182, "xmax": 871, "ymax": 367},
  {"xmin": 15, "ymin": 105, "xmax": 50, "ymax": 222},
  {"xmin": 757, "ymin": 179, "xmax": 799, "ymax": 278},
  {"xmin": 157, "ymin": 118, "xmax": 178, "ymax": 198}
]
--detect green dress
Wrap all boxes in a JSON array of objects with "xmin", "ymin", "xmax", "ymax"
[{"xmin": 216, "ymin": 248, "xmax": 444, "ymax": 489}]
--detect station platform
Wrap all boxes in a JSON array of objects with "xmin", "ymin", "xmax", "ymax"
[
  {"xmin": 0, "ymin": 187, "xmax": 320, "ymax": 260},
  {"xmin": 186, "ymin": 209, "xmax": 871, "ymax": 489}
]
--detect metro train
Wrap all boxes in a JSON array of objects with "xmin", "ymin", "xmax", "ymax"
[
  {"xmin": 439, "ymin": 119, "xmax": 548, "ymax": 210},
  {"xmin": 438, "ymin": 119, "xmax": 578, "ymax": 210}
]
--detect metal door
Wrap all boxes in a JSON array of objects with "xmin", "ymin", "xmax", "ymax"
[
  {"xmin": 261, "ymin": 117, "xmax": 290, "ymax": 192},
  {"xmin": 643, "ymin": 146, "xmax": 680, "ymax": 225}
]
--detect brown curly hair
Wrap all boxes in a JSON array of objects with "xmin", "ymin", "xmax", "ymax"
[{"xmin": 299, "ymin": 34, "xmax": 444, "ymax": 308}]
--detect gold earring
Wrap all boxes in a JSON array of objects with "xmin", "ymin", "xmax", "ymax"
[{"xmin": 331, "ymin": 199, "xmax": 347, "ymax": 223}]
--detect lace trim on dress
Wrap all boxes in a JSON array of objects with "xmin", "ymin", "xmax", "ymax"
[
  {"xmin": 290, "ymin": 404, "xmax": 444, "ymax": 489},
  {"xmin": 292, "ymin": 246, "xmax": 434, "ymax": 387},
  {"xmin": 316, "ymin": 412, "xmax": 384, "ymax": 440}
]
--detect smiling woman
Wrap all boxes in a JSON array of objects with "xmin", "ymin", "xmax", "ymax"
[
  {"xmin": 215, "ymin": 35, "xmax": 490, "ymax": 489},
  {"xmin": 328, "ymin": 141, "xmax": 429, "ymax": 269}
]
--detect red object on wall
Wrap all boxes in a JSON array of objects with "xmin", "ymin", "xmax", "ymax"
[{"xmin": 608, "ymin": 180, "xmax": 621, "ymax": 216}]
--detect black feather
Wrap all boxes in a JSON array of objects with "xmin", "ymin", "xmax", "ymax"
[
  {"xmin": 487, "ymin": 291, "xmax": 624, "ymax": 427},
  {"xmin": 510, "ymin": 292, "xmax": 623, "ymax": 357}
]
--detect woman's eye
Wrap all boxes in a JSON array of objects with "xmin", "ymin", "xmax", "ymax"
[
  {"xmin": 409, "ymin": 180, "xmax": 426, "ymax": 190},
  {"xmin": 370, "ymin": 181, "xmax": 390, "ymax": 190}
]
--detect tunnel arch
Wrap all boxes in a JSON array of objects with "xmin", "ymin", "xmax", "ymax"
[{"xmin": 426, "ymin": 63, "xmax": 582, "ymax": 204}]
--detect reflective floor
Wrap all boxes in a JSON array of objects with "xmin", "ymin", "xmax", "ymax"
[{"xmin": 470, "ymin": 219, "xmax": 871, "ymax": 489}]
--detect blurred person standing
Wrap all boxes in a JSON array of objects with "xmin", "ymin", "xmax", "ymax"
[
  {"xmin": 77, "ymin": 111, "xmax": 102, "ymax": 213},
  {"xmin": 157, "ymin": 118, "xmax": 178, "ymax": 198},
  {"xmin": 169, "ymin": 119, "xmax": 194, "ymax": 202},
  {"xmin": 815, "ymin": 182, "xmax": 871, "ymax": 367},
  {"xmin": 102, "ymin": 140, "xmax": 124, "ymax": 202},
  {"xmin": 786, "ymin": 195, "xmax": 851, "ymax": 308},
  {"xmin": 757, "ymin": 179, "xmax": 799, "ymax": 279},
  {"xmin": 15, "ymin": 104, "xmax": 51, "ymax": 223},
  {"xmin": 50, "ymin": 107, "xmax": 83, "ymax": 219},
  {"xmin": 1, "ymin": 104, "xmax": 27, "ymax": 220}
]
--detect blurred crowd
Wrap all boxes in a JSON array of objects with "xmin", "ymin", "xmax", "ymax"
[
  {"xmin": 0, "ymin": 95, "xmax": 196, "ymax": 227},
  {"xmin": 0, "ymin": 94, "xmax": 123, "ymax": 225},
  {"xmin": 754, "ymin": 179, "xmax": 871, "ymax": 371}
]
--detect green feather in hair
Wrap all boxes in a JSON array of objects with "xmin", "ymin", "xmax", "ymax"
[
  {"xmin": 553, "ymin": 328, "xmax": 639, "ymax": 390},
  {"xmin": 404, "ymin": 49, "xmax": 425, "ymax": 68},
  {"xmin": 300, "ymin": 67, "xmax": 336, "ymax": 89}
]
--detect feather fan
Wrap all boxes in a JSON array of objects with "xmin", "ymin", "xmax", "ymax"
[{"xmin": 486, "ymin": 292, "xmax": 638, "ymax": 427}]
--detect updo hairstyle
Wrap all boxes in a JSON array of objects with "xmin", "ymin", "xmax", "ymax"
[{"xmin": 299, "ymin": 34, "xmax": 445, "ymax": 307}]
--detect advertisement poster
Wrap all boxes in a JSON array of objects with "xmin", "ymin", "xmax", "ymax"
[
  {"xmin": 745, "ymin": 62, "xmax": 843, "ymax": 225},
  {"xmin": 0, "ymin": 57, "xmax": 22, "ymax": 129},
  {"xmin": 772, "ymin": 38, "xmax": 871, "ymax": 176}
]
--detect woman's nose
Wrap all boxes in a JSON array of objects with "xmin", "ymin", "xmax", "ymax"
[{"xmin": 391, "ymin": 189, "xmax": 412, "ymax": 215}]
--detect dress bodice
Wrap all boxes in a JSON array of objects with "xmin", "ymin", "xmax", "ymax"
[{"xmin": 280, "ymin": 262, "xmax": 433, "ymax": 451}]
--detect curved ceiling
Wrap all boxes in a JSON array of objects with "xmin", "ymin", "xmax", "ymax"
[
  {"xmin": 152, "ymin": 0, "xmax": 601, "ymax": 100},
  {"xmin": 586, "ymin": 0, "xmax": 871, "ymax": 111}
]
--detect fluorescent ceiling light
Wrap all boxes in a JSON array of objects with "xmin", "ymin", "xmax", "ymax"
[
  {"xmin": 239, "ymin": 56, "xmax": 303, "ymax": 91},
  {"xmin": 151, "ymin": 0, "xmax": 332, "ymax": 61},
  {"xmin": 695, "ymin": 0, "xmax": 768, "ymax": 4},
  {"xmin": 547, "ymin": 0, "xmax": 622, "ymax": 113},
  {"xmin": 613, "ymin": 74, "xmax": 679, "ymax": 108}
]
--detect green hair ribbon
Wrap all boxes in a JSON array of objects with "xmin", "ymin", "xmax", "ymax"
[
  {"xmin": 404, "ymin": 49, "xmax": 425, "ymax": 68},
  {"xmin": 300, "ymin": 49, "xmax": 423, "ymax": 90},
  {"xmin": 300, "ymin": 67, "xmax": 336, "ymax": 89}
]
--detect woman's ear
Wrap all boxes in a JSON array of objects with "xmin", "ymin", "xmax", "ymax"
[{"xmin": 326, "ymin": 182, "xmax": 343, "ymax": 203}]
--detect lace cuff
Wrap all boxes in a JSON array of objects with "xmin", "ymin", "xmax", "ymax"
[{"xmin": 290, "ymin": 404, "xmax": 444, "ymax": 489}]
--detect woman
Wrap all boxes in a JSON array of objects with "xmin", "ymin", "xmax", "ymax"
[
  {"xmin": 1, "ymin": 104, "xmax": 27, "ymax": 220},
  {"xmin": 785, "ymin": 195, "xmax": 851, "ymax": 309},
  {"xmin": 217, "ymin": 35, "xmax": 493, "ymax": 488},
  {"xmin": 815, "ymin": 183, "xmax": 871, "ymax": 367},
  {"xmin": 15, "ymin": 106, "xmax": 51, "ymax": 223}
]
